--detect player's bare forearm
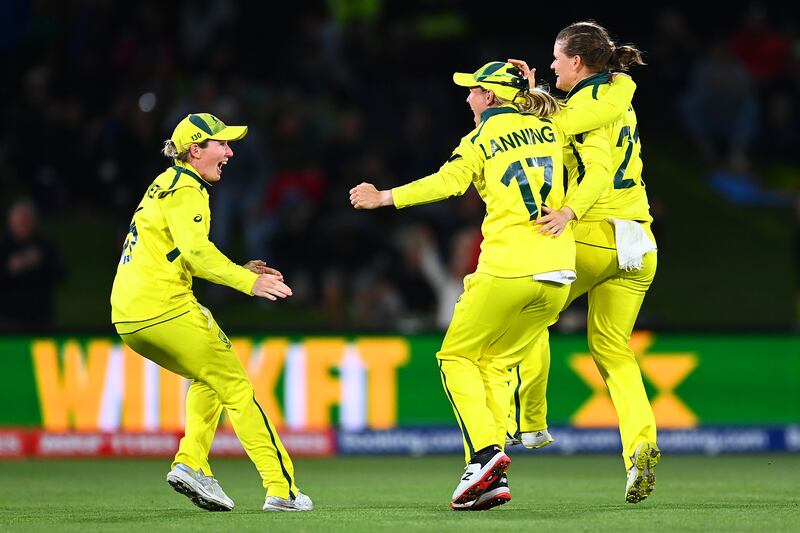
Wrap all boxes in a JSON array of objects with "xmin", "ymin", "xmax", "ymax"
[{"xmin": 350, "ymin": 182, "xmax": 394, "ymax": 209}]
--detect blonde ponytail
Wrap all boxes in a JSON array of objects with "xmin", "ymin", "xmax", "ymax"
[
  {"xmin": 524, "ymin": 88, "xmax": 560, "ymax": 118},
  {"xmin": 161, "ymin": 139, "xmax": 180, "ymax": 159},
  {"xmin": 491, "ymin": 86, "xmax": 560, "ymax": 118}
]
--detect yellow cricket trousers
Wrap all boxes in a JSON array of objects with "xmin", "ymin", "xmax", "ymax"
[
  {"xmin": 116, "ymin": 302, "xmax": 298, "ymax": 499},
  {"xmin": 437, "ymin": 272, "xmax": 569, "ymax": 463},
  {"xmin": 510, "ymin": 220, "xmax": 657, "ymax": 470}
]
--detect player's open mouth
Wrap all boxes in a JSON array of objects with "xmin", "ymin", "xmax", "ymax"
[{"xmin": 217, "ymin": 160, "xmax": 227, "ymax": 175}]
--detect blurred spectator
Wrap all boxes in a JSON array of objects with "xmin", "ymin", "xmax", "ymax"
[
  {"xmin": 392, "ymin": 225, "xmax": 437, "ymax": 328},
  {"xmin": 263, "ymin": 164, "xmax": 325, "ymax": 264},
  {"xmin": 795, "ymin": 195, "xmax": 800, "ymax": 328},
  {"xmin": 648, "ymin": 8, "xmax": 696, "ymax": 127},
  {"xmin": 758, "ymin": 91, "xmax": 800, "ymax": 169},
  {"xmin": 392, "ymin": 103, "xmax": 440, "ymax": 179},
  {"xmin": 1, "ymin": 3, "xmax": 797, "ymax": 330},
  {"xmin": 351, "ymin": 258, "xmax": 405, "ymax": 330},
  {"xmin": 0, "ymin": 199, "xmax": 65, "ymax": 330},
  {"xmin": 728, "ymin": 3, "xmax": 789, "ymax": 85},
  {"xmin": 413, "ymin": 225, "xmax": 481, "ymax": 330},
  {"xmin": 178, "ymin": 0, "xmax": 237, "ymax": 60},
  {"xmin": 209, "ymin": 97, "xmax": 271, "ymax": 258},
  {"xmin": 244, "ymin": 108, "xmax": 326, "ymax": 305},
  {"xmin": 679, "ymin": 41, "xmax": 759, "ymax": 172},
  {"xmin": 650, "ymin": 9, "xmax": 696, "ymax": 86}
]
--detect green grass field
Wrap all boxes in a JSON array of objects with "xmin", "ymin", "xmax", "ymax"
[{"xmin": 1, "ymin": 455, "xmax": 798, "ymax": 532}]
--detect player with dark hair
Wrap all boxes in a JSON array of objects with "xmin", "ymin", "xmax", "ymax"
[
  {"xmin": 111, "ymin": 113, "xmax": 312, "ymax": 513},
  {"xmin": 350, "ymin": 61, "xmax": 635, "ymax": 510},
  {"xmin": 506, "ymin": 21, "xmax": 661, "ymax": 504}
]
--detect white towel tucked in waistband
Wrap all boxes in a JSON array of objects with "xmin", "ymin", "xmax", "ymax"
[
  {"xmin": 533, "ymin": 269, "xmax": 577, "ymax": 285},
  {"xmin": 608, "ymin": 218, "xmax": 657, "ymax": 271}
]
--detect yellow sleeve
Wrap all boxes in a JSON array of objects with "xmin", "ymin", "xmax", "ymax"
[
  {"xmin": 392, "ymin": 137, "xmax": 482, "ymax": 208},
  {"xmin": 564, "ymin": 129, "xmax": 613, "ymax": 220},
  {"xmin": 554, "ymin": 75, "xmax": 636, "ymax": 136},
  {"xmin": 161, "ymin": 188, "xmax": 258, "ymax": 295}
]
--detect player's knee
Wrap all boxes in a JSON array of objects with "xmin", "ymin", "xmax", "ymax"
[
  {"xmin": 217, "ymin": 378, "xmax": 254, "ymax": 408},
  {"xmin": 589, "ymin": 335, "xmax": 633, "ymax": 360}
]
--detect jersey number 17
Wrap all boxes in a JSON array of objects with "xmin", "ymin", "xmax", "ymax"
[{"xmin": 501, "ymin": 156, "xmax": 553, "ymax": 221}]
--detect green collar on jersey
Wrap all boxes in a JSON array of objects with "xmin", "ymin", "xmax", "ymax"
[
  {"xmin": 471, "ymin": 106, "xmax": 519, "ymax": 143},
  {"xmin": 170, "ymin": 164, "xmax": 209, "ymax": 191},
  {"xmin": 565, "ymin": 71, "xmax": 610, "ymax": 102},
  {"xmin": 479, "ymin": 105, "xmax": 518, "ymax": 123}
]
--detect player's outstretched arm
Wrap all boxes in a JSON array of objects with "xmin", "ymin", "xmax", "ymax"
[
  {"xmin": 350, "ymin": 182, "xmax": 394, "ymax": 209},
  {"xmin": 251, "ymin": 274, "xmax": 292, "ymax": 301}
]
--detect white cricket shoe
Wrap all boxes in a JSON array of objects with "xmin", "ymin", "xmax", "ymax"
[
  {"xmin": 521, "ymin": 429, "xmax": 554, "ymax": 449},
  {"xmin": 625, "ymin": 441, "xmax": 661, "ymax": 503},
  {"xmin": 166, "ymin": 463, "xmax": 234, "ymax": 511},
  {"xmin": 263, "ymin": 491, "xmax": 314, "ymax": 512},
  {"xmin": 451, "ymin": 474, "xmax": 511, "ymax": 511},
  {"xmin": 450, "ymin": 447, "xmax": 511, "ymax": 508},
  {"xmin": 504, "ymin": 432, "xmax": 521, "ymax": 447}
]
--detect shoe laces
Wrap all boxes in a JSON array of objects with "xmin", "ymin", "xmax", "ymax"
[{"xmin": 201, "ymin": 475, "xmax": 219, "ymax": 487}]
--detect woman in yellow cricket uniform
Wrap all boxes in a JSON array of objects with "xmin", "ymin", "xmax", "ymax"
[
  {"xmin": 507, "ymin": 21, "xmax": 661, "ymax": 505},
  {"xmin": 350, "ymin": 61, "xmax": 635, "ymax": 511},
  {"xmin": 110, "ymin": 113, "xmax": 312, "ymax": 513}
]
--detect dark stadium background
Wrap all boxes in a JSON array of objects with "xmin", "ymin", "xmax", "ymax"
[
  {"xmin": 0, "ymin": 3, "xmax": 798, "ymax": 530},
  {"xmin": 1, "ymin": 0, "xmax": 796, "ymax": 333}
]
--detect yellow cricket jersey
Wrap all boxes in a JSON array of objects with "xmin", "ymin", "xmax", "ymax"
[
  {"xmin": 393, "ymin": 106, "xmax": 571, "ymax": 277},
  {"xmin": 110, "ymin": 161, "xmax": 257, "ymax": 324},
  {"xmin": 562, "ymin": 73, "xmax": 652, "ymax": 222},
  {"xmin": 391, "ymin": 77, "xmax": 636, "ymax": 278}
]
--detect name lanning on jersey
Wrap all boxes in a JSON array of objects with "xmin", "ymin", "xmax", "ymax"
[{"xmin": 480, "ymin": 125, "xmax": 556, "ymax": 160}]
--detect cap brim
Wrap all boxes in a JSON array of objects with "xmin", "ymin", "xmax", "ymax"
[
  {"xmin": 211, "ymin": 125, "xmax": 248, "ymax": 142},
  {"xmin": 453, "ymin": 72, "xmax": 477, "ymax": 88}
]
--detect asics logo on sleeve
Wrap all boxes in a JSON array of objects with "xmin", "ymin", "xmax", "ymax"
[
  {"xmin": 193, "ymin": 215, "xmax": 203, "ymax": 222},
  {"xmin": 218, "ymin": 330, "xmax": 232, "ymax": 349}
]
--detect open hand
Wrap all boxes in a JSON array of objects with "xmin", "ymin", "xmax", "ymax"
[{"xmin": 251, "ymin": 274, "xmax": 292, "ymax": 301}]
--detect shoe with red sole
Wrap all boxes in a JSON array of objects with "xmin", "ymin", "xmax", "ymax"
[
  {"xmin": 451, "ymin": 474, "xmax": 511, "ymax": 511},
  {"xmin": 450, "ymin": 447, "xmax": 511, "ymax": 508}
]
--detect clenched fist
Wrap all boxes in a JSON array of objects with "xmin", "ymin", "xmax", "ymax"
[{"xmin": 349, "ymin": 182, "xmax": 393, "ymax": 209}]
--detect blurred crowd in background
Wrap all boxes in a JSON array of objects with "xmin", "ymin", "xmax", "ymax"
[{"xmin": 1, "ymin": 1, "xmax": 798, "ymax": 332}]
